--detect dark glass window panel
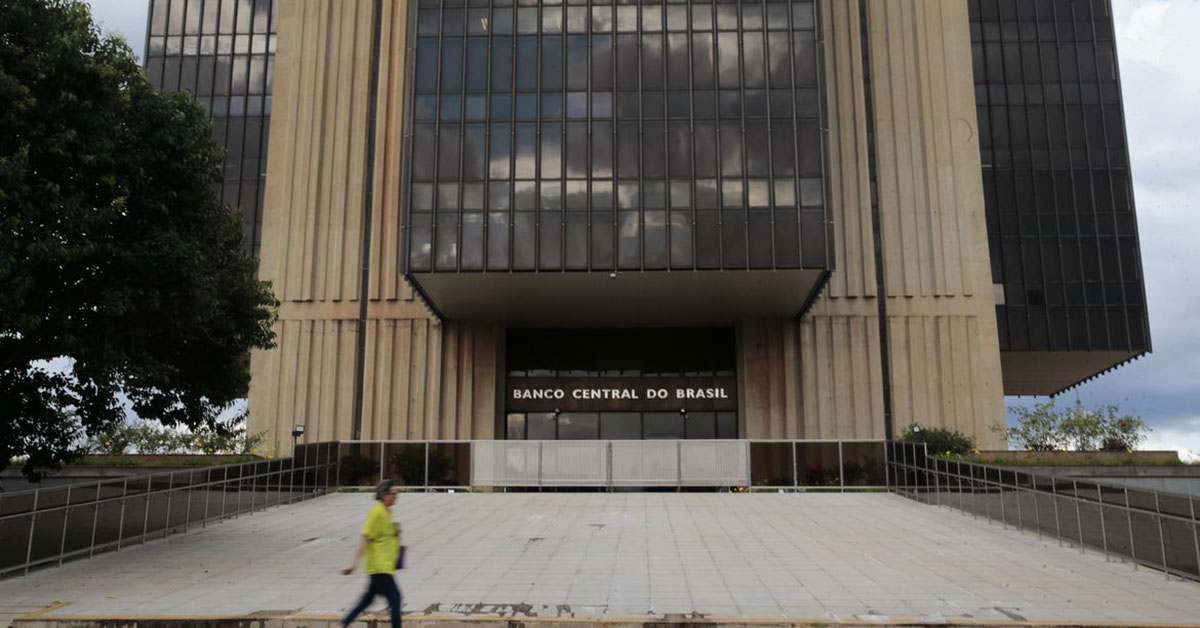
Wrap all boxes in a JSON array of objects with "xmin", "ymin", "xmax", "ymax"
[
  {"xmin": 717, "ymin": 32, "xmax": 740, "ymax": 88},
  {"xmin": 720, "ymin": 122, "xmax": 743, "ymax": 177},
  {"xmin": 793, "ymin": 31, "xmax": 816, "ymax": 87},
  {"xmin": 617, "ymin": 123, "xmax": 639, "ymax": 179},
  {"xmin": 541, "ymin": 123, "xmax": 562, "ymax": 177},
  {"xmin": 440, "ymin": 94, "xmax": 461, "ymax": 120},
  {"xmin": 457, "ymin": 124, "xmax": 486, "ymax": 181},
  {"xmin": 506, "ymin": 414, "xmax": 526, "ymax": 439},
  {"xmin": 717, "ymin": 412, "xmax": 738, "ymax": 439},
  {"xmin": 540, "ymin": 180, "xmax": 562, "ymax": 211},
  {"xmin": 558, "ymin": 413, "xmax": 599, "ymax": 440},
  {"xmin": 489, "ymin": 123, "xmax": 511, "ymax": 179},
  {"xmin": 692, "ymin": 34, "xmax": 715, "ymax": 88},
  {"xmin": 566, "ymin": 35, "xmax": 588, "ymax": 90},
  {"xmin": 643, "ymin": 122, "xmax": 666, "ymax": 179},
  {"xmin": 491, "ymin": 36, "xmax": 513, "ymax": 91},
  {"xmin": 565, "ymin": 213, "xmax": 588, "ymax": 269},
  {"xmin": 745, "ymin": 122, "xmax": 770, "ymax": 177},
  {"xmin": 417, "ymin": 10, "xmax": 438, "ymax": 35},
  {"xmin": 515, "ymin": 37, "xmax": 538, "ymax": 91},
  {"xmin": 644, "ymin": 413, "xmax": 685, "ymax": 439},
  {"xmin": 487, "ymin": 212, "xmax": 510, "ymax": 269},
  {"xmin": 591, "ymin": 35, "xmax": 613, "ymax": 89},
  {"xmin": 722, "ymin": 210, "xmax": 747, "ymax": 267},
  {"xmin": 617, "ymin": 92, "xmax": 640, "ymax": 118},
  {"xmin": 465, "ymin": 38, "xmax": 488, "ymax": 92},
  {"xmin": 668, "ymin": 122, "xmax": 692, "ymax": 179},
  {"xmin": 694, "ymin": 123, "xmax": 717, "ymax": 178},
  {"xmin": 801, "ymin": 209, "xmax": 825, "ymax": 266},
  {"xmin": 513, "ymin": 212, "xmax": 536, "ymax": 269},
  {"xmin": 685, "ymin": 412, "xmax": 717, "ymax": 439},
  {"xmin": 514, "ymin": 180, "xmax": 536, "ymax": 209},
  {"xmin": 542, "ymin": 36, "xmax": 563, "ymax": 91},
  {"xmin": 438, "ymin": 125, "xmax": 461, "ymax": 180},
  {"xmin": 465, "ymin": 94, "xmax": 487, "ymax": 120},
  {"xmin": 435, "ymin": 214, "xmax": 459, "ymax": 270},
  {"xmin": 670, "ymin": 211, "xmax": 692, "ymax": 269},
  {"xmin": 515, "ymin": 93, "xmax": 538, "ymax": 120},
  {"xmin": 527, "ymin": 413, "xmax": 556, "ymax": 439},
  {"xmin": 592, "ymin": 121, "xmax": 613, "ymax": 178},
  {"xmin": 696, "ymin": 210, "xmax": 720, "ymax": 268},
  {"xmin": 600, "ymin": 413, "xmax": 641, "ymax": 439},
  {"xmin": 644, "ymin": 211, "xmax": 667, "ymax": 269},
  {"xmin": 540, "ymin": 214, "xmax": 562, "ymax": 269},
  {"xmin": 413, "ymin": 125, "xmax": 437, "ymax": 181},
  {"xmin": 643, "ymin": 35, "xmax": 664, "ymax": 90},
  {"xmin": 565, "ymin": 123, "xmax": 588, "ymax": 178},
  {"xmin": 442, "ymin": 9, "xmax": 465, "ymax": 36},
  {"xmin": 748, "ymin": 211, "xmax": 772, "ymax": 268},
  {"xmin": 441, "ymin": 38, "xmax": 463, "ymax": 92},
  {"xmin": 592, "ymin": 91, "xmax": 613, "ymax": 118},
  {"xmin": 616, "ymin": 34, "xmax": 638, "ymax": 90},
  {"xmin": 618, "ymin": 211, "xmax": 640, "ymax": 269},
  {"xmin": 514, "ymin": 123, "xmax": 536, "ymax": 178},
  {"xmin": 743, "ymin": 32, "xmax": 766, "ymax": 88},
  {"xmin": 461, "ymin": 213, "xmax": 484, "ymax": 270},
  {"xmin": 667, "ymin": 34, "xmax": 689, "ymax": 89},
  {"xmin": 591, "ymin": 210, "xmax": 614, "ymax": 267},
  {"xmin": 774, "ymin": 209, "xmax": 800, "ymax": 266},
  {"xmin": 410, "ymin": 214, "xmax": 433, "ymax": 271},
  {"xmin": 517, "ymin": 7, "xmax": 538, "ymax": 34}
]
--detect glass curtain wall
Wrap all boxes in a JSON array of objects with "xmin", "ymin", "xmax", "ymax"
[
  {"xmin": 407, "ymin": 0, "xmax": 826, "ymax": 273},
  {"xmin": 971, "ymin": 0, "xmax": 1149, "ymax": 354},
  {"xmin": 145, "ymin": 0, "xmax": 277, "ymax": 255}
]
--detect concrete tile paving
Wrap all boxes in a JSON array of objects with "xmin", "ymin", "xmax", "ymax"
[{"xmin": 1, "ymin": 492, "xmax": 1198, "ymax": 626}]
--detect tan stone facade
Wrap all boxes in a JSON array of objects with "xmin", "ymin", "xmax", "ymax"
[{"xmin": 250, "ymin": 0, "xmax": 1006, "ymax": 453}]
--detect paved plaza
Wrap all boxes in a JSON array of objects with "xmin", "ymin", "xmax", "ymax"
[{"xmin": 2, "ymin": 492, "xmax": 1199, "ymax": 626}]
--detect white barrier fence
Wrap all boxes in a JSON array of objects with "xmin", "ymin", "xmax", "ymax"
[{"xmin": 471, "ymin": 440, "xmax": 750, "ymax": 488}]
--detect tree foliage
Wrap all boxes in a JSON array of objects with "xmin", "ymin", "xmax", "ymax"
[
  {"xmin": 0, "ymin": 0, "xmax": 277, "ymax": 478},
  {"xmin": 997, "ymin": 401, "xmax": 1151, "ymax": 453}
]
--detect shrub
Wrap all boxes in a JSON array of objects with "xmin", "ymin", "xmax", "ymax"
[
  {"xmin": 997, "ymin": 401, "xmax": 1151, "ymax": 452},
  {"xmin": 900, "ymin": 424, "xmax": 977, "ymax": 457}
]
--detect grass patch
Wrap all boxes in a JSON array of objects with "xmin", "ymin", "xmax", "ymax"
[{"xmin": 68, "ymin": 454, "xmax": 263, "ymax": 468}]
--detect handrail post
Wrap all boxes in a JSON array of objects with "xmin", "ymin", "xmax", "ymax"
[
  {"xmin": 424, "ymin": 442, "xmax": 431, "ymax": 492},
  {"xmin": 1051, "ymin": 477, "xmax": 1062, "ymax": 547},
  {"xmin": 1192, "ymin": 496, "xmax": 1200, "ymax": 582},
  {"xmin": 676, "ymin": 440, "xmax": 683, "ymax": 491},
  {"xmin": 537, "ymin": 441, "xmax": 544, "ymax": 492},
  {"xmin": 1098, "ymin": 485, "xmax": 1110, "ymax": 561},
  {"xmin": 1154, "ymin": 492, "xmax": 1168, "ymax": 580},
  {"xmin": 163, "ymin": 473, "xmax": 175, "ymax": 538},
  {"xmin": 89, "ymin": 481, "xmax": 101, "ymax": 558},
  {"xmin": 1125, "ymin": 487, "xmax": 1137, "ymax": 569},
  {"xmin": 1073, "ymin": 480, "xmax": 1084, "ymax": 553},
  {"xmin": 57, "ymin": 485, "xmax": 73, "ymax": 566},
  {"xmin": 184, "ymin": 470, "xmax": 194, "ymax": 531},
  {"xmin": 838, "ymin": 441, "xmax": 844, "ymax": 493},
  {"xmin": 1013, "ymin": 471, "xmax": 1023, "ymax": 530},
  {"xmin": 140, "ymin": 476, "xmax": 152, "ymax": 545},
  {"xmin": 792, "ymin": 441, "xmax": 799, "ymax": 491},
  {"xmin": 998, "ymin": 469, "xmax": 1007, "ymax": 529},
  {"xmin": 23, "ymin": 489, "xmax": 39, "ymax": 576},
  {"xmin": 1031, "ymin": 473, "xmax": 1041, "ymax": 540},
  {"xmin": 116, "ymin": 478, "xmax": 128, "ymax": 550}
]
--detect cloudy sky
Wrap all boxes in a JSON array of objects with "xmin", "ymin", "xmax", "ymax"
[{"xmin": 83, "ymin": 1, "xmax": 1200, "ymax": 457}]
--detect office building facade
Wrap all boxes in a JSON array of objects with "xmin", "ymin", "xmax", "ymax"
[{"xmin": 145, "ymin": 0, "xmax": 1149, "ymax": 453}]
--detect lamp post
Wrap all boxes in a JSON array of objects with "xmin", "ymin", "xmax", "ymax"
[{"xmin": 291, "ymin": 424, "xmax": 305, "ymax": 454}]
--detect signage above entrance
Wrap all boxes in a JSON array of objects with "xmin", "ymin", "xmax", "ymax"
[{"xmin": 507, "ymin": 377, "xmax": 738, "ymax": 413}]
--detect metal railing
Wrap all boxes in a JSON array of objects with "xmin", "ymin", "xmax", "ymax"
[
  {"xmin": 886, "ymin": 441, "xmax": 1200, "ymax": 582},
  {"xmin": 0, "ymin": 442, "xmax": 338, "ymax": 579},
  {"xmin": 333, "ymin": 439, "xmax": 888, "ymax": 491}
]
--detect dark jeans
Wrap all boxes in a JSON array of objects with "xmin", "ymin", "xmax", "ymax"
[{"xmin": 341, "ymin": 573, "xmax": 401, "ymax": 628}]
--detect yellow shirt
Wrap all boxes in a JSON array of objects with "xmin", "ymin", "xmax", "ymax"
[{"xmin": 362, "ymin": 502, "xmax": 399, "ymax": 575}]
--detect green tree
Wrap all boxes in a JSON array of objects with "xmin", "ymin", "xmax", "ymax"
[
  {"xmin": 997, "ymin": 400, "xmax": 1063, "ymax": 451},
  {"xmin": 900, "ymin": 424, "xmax": 977, "ymax": 457},
  {"xmin": 0, "ymin": 0, "xmax": 277, "ymax": 478}
]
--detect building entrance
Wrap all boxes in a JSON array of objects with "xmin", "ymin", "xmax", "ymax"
[{"xmin": 504, "ymin": 328, "xmax": 738, "ymax": 440}]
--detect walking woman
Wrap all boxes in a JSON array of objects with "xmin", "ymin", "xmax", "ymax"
[{"xmin": 338, "ymin": 479, "xmax": 403, "ymax": 628}]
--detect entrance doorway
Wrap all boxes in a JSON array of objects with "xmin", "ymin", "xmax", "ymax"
[{"xmin": 504, "ymin": 328, "xmax": 738, "ymax": 440}]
